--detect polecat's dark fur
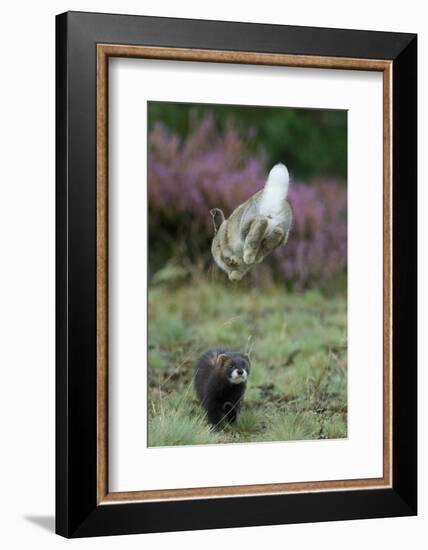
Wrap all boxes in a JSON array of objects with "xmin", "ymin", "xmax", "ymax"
[{"xmin": 194, "ymin": 348, "xmax": 251, "ymax": 428}]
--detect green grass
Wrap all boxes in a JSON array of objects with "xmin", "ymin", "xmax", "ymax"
[{"xmin": 147, "ymin": 280, "xmax": 347, "ymax": 446}]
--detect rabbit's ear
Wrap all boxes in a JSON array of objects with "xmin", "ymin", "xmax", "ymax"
[{"xmin": 210, "ymin": 208, "xmax": 225, "ymax": 234}]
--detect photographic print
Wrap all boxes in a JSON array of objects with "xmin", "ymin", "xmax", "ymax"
[
  {"xmin": 147, "ymin": 101, "xmax": 348, "ymax": 446},
  {"xmin": 57, "ymin": 13, "xmax": 417, "ymax": 536}
]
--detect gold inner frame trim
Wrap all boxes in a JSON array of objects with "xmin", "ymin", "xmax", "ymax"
[{"xmin": 96, "ymin": 44, "xmax": 393, "ymax": 505}]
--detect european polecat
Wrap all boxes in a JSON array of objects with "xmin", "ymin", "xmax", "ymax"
[{"xmin": 194, "ymin": 348, "xmax": 251, "ymax": 428}]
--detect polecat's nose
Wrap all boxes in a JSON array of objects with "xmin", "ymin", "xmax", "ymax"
[{"xmin": 237, "ymin": 368, "xmax": 244, "ymax": 375}]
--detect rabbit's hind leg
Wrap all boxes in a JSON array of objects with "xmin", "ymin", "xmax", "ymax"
[
  {"xmin": 254, "ymin": 226, "xmax": 285, "ymax": 263},
  {"xmin": 243, "ymin": 216, "xmax": 268, "ymax": 265}
]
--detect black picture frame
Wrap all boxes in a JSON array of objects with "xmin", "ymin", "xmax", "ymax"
[{"xmin": 56, "ymin": 10, "xmax": 417, "ymax": 538}]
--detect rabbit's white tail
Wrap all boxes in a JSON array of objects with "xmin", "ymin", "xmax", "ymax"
[{"xmin": 259, "ymin": 163, "xmax": 290, "ymax": 217}]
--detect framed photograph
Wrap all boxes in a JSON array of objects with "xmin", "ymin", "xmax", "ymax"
[{"xmin": 56, "ymin": 11, "xmax": 417, "ymax": 538}]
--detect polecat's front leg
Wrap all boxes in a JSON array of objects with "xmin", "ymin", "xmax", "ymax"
[
  {"xmin": 206, "ymin": 403, "xmax": 226, "ymax": 429},
  {"xmin": 222, "ymin": 401, "xmax": 240, "ymax": 424}
]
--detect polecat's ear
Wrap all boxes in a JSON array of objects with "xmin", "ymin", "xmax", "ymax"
[
  {"xmin": 243, "ymin": 353, "xmax": 251, "ymax": 363},
  {"xmin": 216, "ymin": 353, "xmax": 228, "ymax": 367}
]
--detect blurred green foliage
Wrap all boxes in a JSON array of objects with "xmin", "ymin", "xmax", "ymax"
[{"xmin": 148, "ymin": 101, "xmax": 347, "ymax": 180}]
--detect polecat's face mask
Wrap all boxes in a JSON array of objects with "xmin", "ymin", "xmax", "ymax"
[
  {"xmin": 217, "ymin": 353, "xmax": 250, "ymax": 384},
  {"xmin": 227, "ymin": 357, "xmax": 250, "ymax": 384},
  {"xmin": 229, "ymin": 366, "xmax": 248, "ymax": 384}
]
